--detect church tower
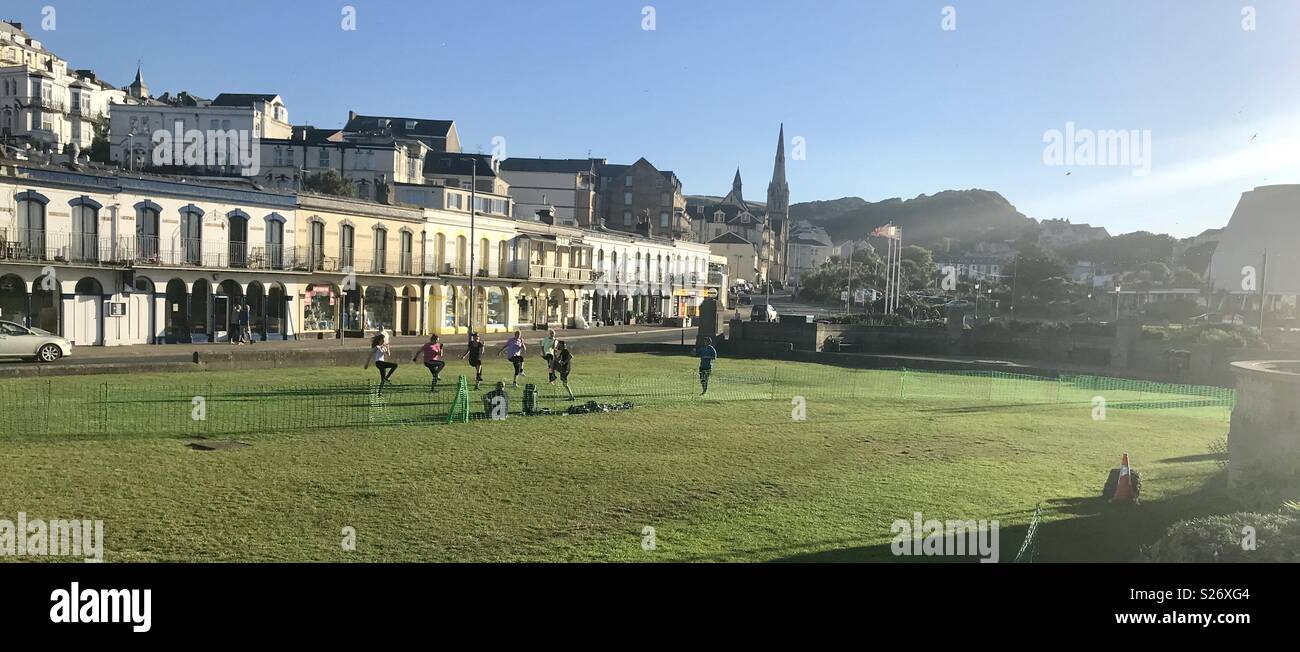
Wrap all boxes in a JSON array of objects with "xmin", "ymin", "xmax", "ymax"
[
  {"xmin": 128, "ymin": 65, "xmax": 149, "ymax": 100},
  {"xmin": 766, "ymin": 124, "xmax": 790, "ymax": 283},
  {"xmin": 721, "ymin": 167, "xmax": 746, "ymax": 208}
]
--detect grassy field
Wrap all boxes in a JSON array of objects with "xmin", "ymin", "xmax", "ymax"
[{"xmin": 0, "ymin": 353, "xmax": 1236, "ymax": 562}]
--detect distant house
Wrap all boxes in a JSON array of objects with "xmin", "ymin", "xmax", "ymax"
[{"xmin": 1037, "ymin": 218, "xmax": 1109, "ymax": 250}]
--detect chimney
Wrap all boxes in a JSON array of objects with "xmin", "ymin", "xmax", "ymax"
[
  {"xmin": 348, "ymin": 110, "xmax": 357, "ymax": 122},
  {"xmin": 535, "ymin": 207, "xmax": 555, "ymax": 225}
]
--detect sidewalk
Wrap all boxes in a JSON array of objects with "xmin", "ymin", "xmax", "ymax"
[
  {"xmin": 0, "ymin": 324, "xmax": 701, "ymax": 378},
  {"xmin": 58, "ymin": 324, "xmax": 694, "ymax": 360}
]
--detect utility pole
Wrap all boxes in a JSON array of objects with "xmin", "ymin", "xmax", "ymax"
[
  {"xmin": 468, "ymin": 157, "xmax": 477, "ymax": 341},
  {"xmin": 845, "ymin": 248, "xmax": 854, "ymax": 314}
]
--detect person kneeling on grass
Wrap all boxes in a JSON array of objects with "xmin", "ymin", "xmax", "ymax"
[
  {"xmin": 482, "ymin": 381, "xmax": 508, "ymax": 419},
  {"xmin": 552, "ymin": 340, "xmax": 575, "ymax": 401},
  {"xmin": 414, "ymin": 334, "xmax": 445, "ymax": 392},
  {"xmin": 364, "ymin": 332, "xmax": 397, "ymax": 393},
  {"xmin": 695, "ymin": 336, "xmax": 717, "ymax": 395}
]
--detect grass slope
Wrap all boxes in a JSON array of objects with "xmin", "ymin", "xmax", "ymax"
[{"xmin": 0, "ymin": 354, "xmax": 1233, "ymax": 562}]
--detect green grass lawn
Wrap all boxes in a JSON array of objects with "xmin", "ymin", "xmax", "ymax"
[{"xmin": 0, "ymin": 353, "xmax": 1236, "ymax": 562}]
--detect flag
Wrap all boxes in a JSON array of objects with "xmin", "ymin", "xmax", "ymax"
[{"xmin": 871, "ymin": 224, "xmax": 900, "ymax": 240}]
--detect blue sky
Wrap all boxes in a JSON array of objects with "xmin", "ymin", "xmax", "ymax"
[{"xmin": 9, "ymin": 0, "xmax": 1300, "ymax": 237}]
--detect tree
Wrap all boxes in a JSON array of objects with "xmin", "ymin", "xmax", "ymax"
[
  {"xmin": 88, "ymin": 118, "xmax": 111, "ymax": 163},
  {"xmin": 303, "ymin": 170, "xmax": 355, "ymax": 197}
]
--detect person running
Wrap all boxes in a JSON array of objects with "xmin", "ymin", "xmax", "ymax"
[
  {"xmin": 540, "ymin": 329, "xmax": 558, "ymax": 384},
  {"xmin": 497, "ymin": 330, "xmax": 527, "ymax": 387},
  {"xmin": 460, "ymin": 332, "xmax": 486, "ymax": 390},
  {"xmin": 696, "ymin": 336, "xmax": 718, "ymax": 395},
  {"xmin": 552, "ymin": 340, "xmax": 575, "ymax": 400},
  {"xmin": 413, "ymin": 334, "xmax": 445, "ymax": 392},
  {"xmin": 364, "ymin": 332, "xmax": 397, "ymax": 393}
]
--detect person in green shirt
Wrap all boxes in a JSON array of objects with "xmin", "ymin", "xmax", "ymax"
[{"xmin": 540, "ymin": 329, "xmax": 558, "ymax": 384}]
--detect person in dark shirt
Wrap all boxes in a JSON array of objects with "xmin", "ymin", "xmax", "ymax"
[
  {"xmin": 460, "ymin": 332, "xmax": 486, "ymax": 390},
  {"xmin": 551, "ymin": 340, "xmax": 575, "ymax": 401}
]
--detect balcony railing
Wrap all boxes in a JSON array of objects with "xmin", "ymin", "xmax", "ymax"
[{"xmin": 3, "ymin": 230, "xmax": 602, "ymax": 283}]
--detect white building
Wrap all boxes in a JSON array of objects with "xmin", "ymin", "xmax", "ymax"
[
  {"xmin": 0, "ymin": 21, "xmax": 120, "ymax": 154},
  {"xmin": 109, "ymin": 85, "xmax": 291, "ymax": 172},
  {"xmin": 788, "ymin": 235, "xmax": 834, "ymax": 284},
  {"xmin": 498, "ymin": 157, "xmax": 601, "ymax": 227}
]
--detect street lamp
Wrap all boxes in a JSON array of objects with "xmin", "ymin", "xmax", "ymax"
[
  {"xmin": 1114, "ymin": 284, "xmax": 1122, "ymax": 322},
  {"xmin": 974, "ymin": 282, "xmax": 981, "ymax": 320}
]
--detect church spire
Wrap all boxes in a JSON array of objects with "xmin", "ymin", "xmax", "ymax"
[
  {"xmin": 129, "ymin": 62, "xmax": 149, "ymax": 99},
  {"xmin": 767, "ymin": 123, "xmax": 788, "ymax": 215},
  {"xmin": 731, "ymin": 167, "xmax": 742, "ymax": 196}
]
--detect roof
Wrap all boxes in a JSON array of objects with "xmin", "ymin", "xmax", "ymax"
[
  {"xmin": 500, "ymin": 157, "xmax": 604, "ymax": 174},
  {"xmin": 424, "ymin": 152, "xmax": 497, "ymax": 178},
  {"xmin": 210, "ymin": 93, "xmax": 280, "ymax": 107},
  {"xmin": 708, "ymin": 231, "xmax": 753, "ymax": 245},
  {"xmin": 344, "ymin": 114, "xmax": 454, "ymax": 139}
]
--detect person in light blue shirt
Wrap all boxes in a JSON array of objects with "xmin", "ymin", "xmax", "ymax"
[
  {"xmin": 497, "ymin": 330, "xmax": 528, "ymax": 387},
  {"xmin": 696, "ymin": 337, "xmax": 718, "ymax": 395}
]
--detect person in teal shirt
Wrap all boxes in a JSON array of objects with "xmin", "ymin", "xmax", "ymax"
[{"xmin": 696, "ymin": 337, "xmax": 718, "ymax": 395}]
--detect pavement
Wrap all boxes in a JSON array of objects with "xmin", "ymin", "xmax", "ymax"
[{"xmin": 1, "ymin": 324, "xmax": 702, "ymax": 371}]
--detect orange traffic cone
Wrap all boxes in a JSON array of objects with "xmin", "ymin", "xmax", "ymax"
[{"xmin": 1111, "ymin": 453, "xmax": 1136, "ymax": 504}]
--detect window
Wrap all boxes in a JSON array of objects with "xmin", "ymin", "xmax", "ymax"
[
  {"xmin": 227, "ymin": 210, "xmax": 249, "ymax": 268},
  {"xmin": 624, "ymin": 176, "xmax": 632, "ymax": 187},
  {"xmin": 135, "ymin": 202, "xmax": 161, "ymax": 261},
  {"xmin": 623, "ymin": 210, "xmax": 632, "ymax": 226},
  {"xmin": 318, "ymin": 148, "xmax": 329, "ymax": 167},
  {"xmin": 265, "ymin": 215, "xmax": 285, "ymax": 269},
  {"xmin": 400, "ymin": 231, "xmax": 413, "ymax": 274},
  {"xmin": 273, "ymin": 147, "xmax": 283, "ymax": 166},
  {"xmin": 660, "ymin": 212, "xmax": 669, "ymax": 228},
  {"xmin": 373, "ymin": 227, "xmax": 388, "ymax": 274},
  {"xmin": 180, "ymin": 206, "xmax": 204, "ymax": 265},
  {"xmin": 309, "ymin": 220, "xmax": 325, "ymax": 268},
  {"xmin": 456, "ymin": 236, "xmax": 467, "ymax": 273},
  {"xmin": 16, "ymin": 191, "xmax": 48, "ymax": 255},
  {"xmin": 70, "ymin": 197, "xmax": 100, "ymax": 261},
  {"xmin": 341, "ymin": 224, "xmax": 355, "ymax": 269},
  {"xmin": 623, "ymin": 192, "xmax": 632, "ymax": 206}
]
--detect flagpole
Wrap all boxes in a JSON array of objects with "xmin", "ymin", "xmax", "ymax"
[{"xmin": 895, "ymin": 227, "xmax": 903, "ymax": 316}]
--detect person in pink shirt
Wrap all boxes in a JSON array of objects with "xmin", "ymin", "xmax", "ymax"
[{"xmin": 413, "ymin": 334, "xmax": 445, "ymax": 392}]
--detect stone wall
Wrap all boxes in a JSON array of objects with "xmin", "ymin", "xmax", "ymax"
[{"xmin": 1229, "ymin": 361, "xmax": 1300, "ymax": 490}]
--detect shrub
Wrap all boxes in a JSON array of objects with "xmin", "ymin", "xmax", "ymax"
[{"xmin": 1142, "ymin": 512, "xmax": 1300, "ymax": 562}]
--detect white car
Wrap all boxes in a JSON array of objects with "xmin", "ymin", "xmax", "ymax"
[{"xmin": 0, "ymin": 320, "xmax": 73, "ymax": 362}]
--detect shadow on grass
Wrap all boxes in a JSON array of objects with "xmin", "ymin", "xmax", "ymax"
[{"xmin": 763, "ymin": 471, "xmax": 1235, "ymax": 563}]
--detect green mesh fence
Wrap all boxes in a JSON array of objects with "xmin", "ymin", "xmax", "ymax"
[{"xmin": 0, "ymin": 366, "xmax": 1235, "ymax": 438}]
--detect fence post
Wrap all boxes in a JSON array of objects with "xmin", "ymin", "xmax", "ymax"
[
  {"xmin": 770, "ymin": 365, "xmax": 778, "ymax": 400},
  {"xmin": 101, "ymin": 381, "xmax": 108, "ymax": 435},
  {"xmin": 899, "ymin": 367, "xmax": 908, "ymax": 400}
]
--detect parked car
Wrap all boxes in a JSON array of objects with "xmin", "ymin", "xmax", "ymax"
[
  {"xmin": 750, "ymin": 304, "xmax": 779, "ymax": 322},
  {"xmin": 0, "ymin": 320, "xmax": 73, "ymax": 362}
]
